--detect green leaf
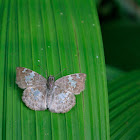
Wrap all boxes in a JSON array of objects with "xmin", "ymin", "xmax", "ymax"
[
  {"xmin": 108, "ymin": 71, "xmax": 140, "ymax": 139},
  {"xmin": 0, "ymin": 0, "xmax": 110, "ymax": 140}
]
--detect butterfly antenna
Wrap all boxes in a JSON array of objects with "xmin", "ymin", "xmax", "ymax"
[
  {"xmin": 38, "ymin": 65, "xmax": 47, "ymax": 77},
  {"xmin": 55, "ymin": 68, "xmax": 67, "ymax": 78}
]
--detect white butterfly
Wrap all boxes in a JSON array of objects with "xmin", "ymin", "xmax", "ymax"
[{"xmin": 16, "ymin": 67, "xmax": 86, "ymax": 113}]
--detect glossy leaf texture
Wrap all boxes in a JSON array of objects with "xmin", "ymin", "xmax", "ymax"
[{"xmin": 0, "ymin": 0, "xmax": 109, "ymax": 140}]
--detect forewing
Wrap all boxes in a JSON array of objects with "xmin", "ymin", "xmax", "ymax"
[
  {"xmin": 55, "ymin": 73, "xmax": 86, "ymax": 95},
  {"xmin": 16, "ymin": 67, "xmax": 47, "ymax": 89},
  {"xmin": 48, "ymin": 86, "xmax": 76, "ymax": 113},
  {"xmin": 22, "ymin": 86, "xmax": 47, "ymax": 110}
]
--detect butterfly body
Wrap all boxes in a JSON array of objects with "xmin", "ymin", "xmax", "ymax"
[
  {"xmin": 16, "ymin": 67, "xmax": 86, "ymax": 113},
  {"xmin": 47, "ymin": 76, "xmax": 55, "ymax": 90}
]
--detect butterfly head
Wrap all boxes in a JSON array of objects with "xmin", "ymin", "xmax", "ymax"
[{"xmin": 47, "ymin": 76, "xmax": 55, "ymax": 90}]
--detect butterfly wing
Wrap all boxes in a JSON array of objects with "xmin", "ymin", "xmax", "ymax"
[
  {"xmin": 48, "ymin": 86, "xmax": 76, "ymax": 113},
  {"xmin": 16, "ymin": 67, "xmax": 47, "ymax": 89},
  {"xmin": 22, "ymin": 86, "xmax": 47, "ymax": 110},
  {"xmin": 55, "ymin": 73, "xmax": 86, "ymax": 95}
]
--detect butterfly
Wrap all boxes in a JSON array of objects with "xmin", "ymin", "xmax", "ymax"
[{"xmin": 16, "ymin": 67, "xmax": 86, "ymax": 113}]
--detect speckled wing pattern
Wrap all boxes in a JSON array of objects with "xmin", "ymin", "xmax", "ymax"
[
  {"xmin": 55, "ymin": 73, "xmax": 86, "ymax": 94},
  {"xmin": 16, "ymin": 67, "xmax": 47, "ymax": 89},
  {"xmin": 16, "ymin": 67, "xmax": 86, "ymax": 113},
  {"xmin": 49, "ymin": 73, "xmax": 86, "ymax": 113},
  {"xmin": 22, "ymin": 86, "xmax": 47, "ymax": 110},
  {"xmin": 16, "ymin": 67, "xmax": 47, "ymax": 110},
  {"xmin": 48, "ymin": 86, "xmax": 76, "ymax": 113}
]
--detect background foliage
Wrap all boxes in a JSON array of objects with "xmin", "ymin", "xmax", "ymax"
[{"xmin": 100, "ymin": 0, "xmax": 140, "ymax": 139}]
